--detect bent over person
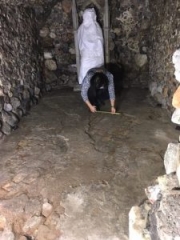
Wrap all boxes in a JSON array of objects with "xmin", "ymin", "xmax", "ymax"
[{"xmin": 81, "ymin": 67, "xmax": 116, "ymax": 114}]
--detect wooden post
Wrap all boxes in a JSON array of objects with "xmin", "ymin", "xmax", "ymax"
[
  {"xmin": 72, "ymin": 0, "xmax": 80, "ymax": 81},
  {"xmin": 103, "ymin": 0, "xmax": 109, "ymax": 64}
]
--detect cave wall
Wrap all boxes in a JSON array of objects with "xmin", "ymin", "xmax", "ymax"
[
  {"xmin": 0, "ymin": 5, "xmax": 42, "ymax": 136},
  {"xmin": 38, "ymin": 0, "xmax": 152, "ymax": 89},
  {"xmin": 38, "ymin": 0, "xmax": 77, "ymax": 90},
  {"xmin": 128, "ymin": 2, "xmax": 180, "ymax": 240},
  {"xmin": 1, "ymin": 0, "xmax": 180, "ymax": 134},
  {"xmin": 148, "ymin": 0, "xmax": 180, "ymax": 113},
  {"xmin": 110, "ymin": 0, "xmax": 151, "ymax": 88}
]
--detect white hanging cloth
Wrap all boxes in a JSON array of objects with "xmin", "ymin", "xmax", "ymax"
[{"xmin": 77, "ymin": 8, "xmax": 104, "ymax": 84}]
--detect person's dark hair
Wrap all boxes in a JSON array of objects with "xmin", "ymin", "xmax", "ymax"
[{"xmin": 90, "ymin": 72, "xmax": 109, "ymax": 89}]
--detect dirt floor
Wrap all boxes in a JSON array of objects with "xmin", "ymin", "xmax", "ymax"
[{"xmin": 0, "ymin": 88, "xmax": 178, "ymax": 240}]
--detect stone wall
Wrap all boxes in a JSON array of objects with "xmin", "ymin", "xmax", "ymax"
[
  {"xmin": 129, "ymin": 143, "xmax": 180, "ymax": 240},
  {"xmin": 38, "ymin": 0, "xmax": 106, "ymax": 90},
  {"xmin": 0, "ymin": 5, "xmax": 42, "ymax": 136},
  {"xmin": 38, "ymin": 0, "xmax": 152, "ymax": 89},
  {"xmin": 148, "ymin": 0, "xmax": 180, "ymax": 113},
  {"xmin": 110, "ymin": 0, "xmax": 151, "ymax": 88},
  {"xmin": 38, "ymin": 0, "xmax": 77, "ymax": 90}
]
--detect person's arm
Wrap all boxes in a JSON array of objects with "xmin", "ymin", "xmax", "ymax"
[
  {"xmin": 107, "ymin": 72, "xmax": 116, "ymax": 114},
  {"xmin": 85, "ymin": 100, "xmax": 96, "ymax": 113},
  {"xmin": 81, "ymin": 71, "xmax": 96, "ymax": 113},
  {"xmin": 110, "ymin": 99, "xmax": 116, "ymax": 114}
]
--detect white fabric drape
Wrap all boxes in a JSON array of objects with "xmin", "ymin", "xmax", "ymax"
[{"xmin": 77, "ymin": 8, "xmax": 104, "ymax": 84}]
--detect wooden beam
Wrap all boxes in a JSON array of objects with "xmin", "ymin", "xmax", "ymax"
[
  {"xmin": 82, "ymin": 0, "xmax": 102, "ymax": 10},
  {"xmin": 72, "ymin": 0, "xmax": 80, "ymax": 81},
  {"xmin": 104, "ymin": 0, "xmax": 110, "ymax": 64}
]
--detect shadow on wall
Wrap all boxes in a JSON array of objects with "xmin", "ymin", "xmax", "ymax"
[{"xmin": 106, "ymin": 62, "xmax": 124, "ymax": 94}]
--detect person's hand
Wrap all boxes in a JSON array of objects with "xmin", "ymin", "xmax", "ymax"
[
  {"xmin": 111, "ymin": 106, "xmax": 116, "ymax": 114},
  {"xmin": 89, "ymin": 105, "xmax": 97, "ymax": 113}
]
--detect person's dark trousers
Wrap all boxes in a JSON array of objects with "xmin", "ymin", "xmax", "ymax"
[{"xmin": 88, "ymin": 87, "xmax": 109, "ymax": 110}]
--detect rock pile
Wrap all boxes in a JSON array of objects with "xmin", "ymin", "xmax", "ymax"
[
  {"xmin": 129, "ymin": 150, "xmax": 180, "ymax": 240},
  {"xmin": 39, "ymin": 1, "xmax": 77, "ymax": 90},
  {"xmin": 148, "ymin": 0, "xmax": 180, "ymax": 112},
  {"xmin": 0, "ymin": 194, "xmax": 61, "ymax": 240},
  {"xmin": 0, "ymin": 5, "xmax": 43, "ymax": 137},
  {"xmin": 129, "ymin": 49, "xmax": 180, "ymax": 240}
]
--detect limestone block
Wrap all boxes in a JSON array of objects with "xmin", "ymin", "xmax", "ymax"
[
  {"xmin": 0, "ymin": 230, "xmax": 15, "ymax": 240},
  {"xmin": 69, "ymin": 48, "xmax": 75, "ymax": 54},
  {"xmin": 40, "ymin": 27, "xmax": 49, "ymax": 38},
  {"xmin": 13, "ymin": 171, "xmax": 28, "ymax": 183},
  {"xmin": 145, "ymin": 185, "xmax": 161, "ymax": 203},
  {"xmin": 162, "ymin": 87, "xmax": 168, "ymax": 98},
  {"xmin": 18, "ymin": 237, "xmax": 28, "ymax": 240},
  {"xmin": 23, "ymin": 216, "xmax": 44, "ymax": 235},
  {"xmin": 2, "ymin": 122, "xmax": 12, "ymax": 135},
  {"xmin": 0, "ymin": 195, "xmax": 29, "ymax": 220},
  {"xmin": 142, "ymin": 47, "xmax": 147, "ymax": 53},
  {"xmin": 141, "ymin": 20, "xmax": 150, "ymax": 30},
  {"xmin": 34, "ymin": 87, "xmax": 40, "ymax": 96},
  {"xmin": 49, "ymin": 32, "xmax": 56, "ymax": 39},
  {"xmin": 36, "ymin": 225, "xmax": 61, "ymax": 240},
  {"xmin": 158, "ymin": 230, "xmax": 175, "ymax": 240},
  {"xmin": 25, "ymin": 199, "xmax": 42, "ymax": 217},
  {"xmin": 68, "ymin": 64, "xmax": 77, "ymax": 73},
  {"xmin": 45, "ymin": 60, "xmax": 57, "ymax": 71},
  {"xmin": 0, "ymin": 97, "xmax": 3, "ymax": 111},
  {"xmin": 2, "ymin": 182, "xmax": 26, "ymax": 198},
  {"xmin": 0, "ymin": 88, "xmax": 4, "ymax": 96},
  {"xmin": 4, "ymin": 103, "xmax": 12, "ymax": 112},
  {"xmin": 113, "ymin": 28, "xmax": 121, "ymax": 35},
  {"xmin": 62, "ymin": 0, "xmax": 72, "ymax": 13},
  {"xmin": 44, "ymin": 70, "xmax": 58, "ymax": 84},
  {"xmin": 164, "ymin": 143, "xmax": 180, "ymax": 174},
  {"xmin": 127, "ymin": 38, "xmax": 139, "ymax": 52},
  {"xmin": 42, "ymin": 203, "xmax": 53, "ymax": 218},
  {"xmin": 172, "ymin": 86, "xmax": 180, "ymax": 108},
  {"xmin": 13, "ymin": 108, "xmax": 23, "ymax": 118},
  {"xmin": 44, "ymin": 52, "xmax": 53, "ymax": 60},
  {"xmin": 2, "ymin": 111, "xmax": 18, "ymax": 127},
  {"xmin": 149, "ymin": 82, "xmax": 156, "ymax": 96},
  {"xmin": 129, "ymin": 206, "xmax": 151, "ymax": 240},
  {"xmin": 157, "ymin": 174, "xmax": 179, "ymax": 192},
  {"xmin": 135, "ymin": 54, "xmax": 148, "ymax": 68},
  {"xmin": 3, "ymin": 82, "xmax": 11, "ymax": 94},
  {"xmin": 23, "ymin": 89, "xmax": 30, "ymax": 99},
  {"xmin": 10, "ymin": 97, "xmax": 21, "ymax": 110},
  {"xmin": 8, "ymin": 91, "xmax": 13, "ymax": 98},
  {"xmin": 156, "ymin": 193, "xmax": 180, "ymax": 240},
  {"xmin": 171, "ymin": 109, "xmax": 180, "ymax": 125},
  {"xmin": 116, "ymin": 10, "xmax": 133, "ymax": 24},
  {"xmin": 22, "ymin": 170, "xmax": 40, "ymax": 184}
]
